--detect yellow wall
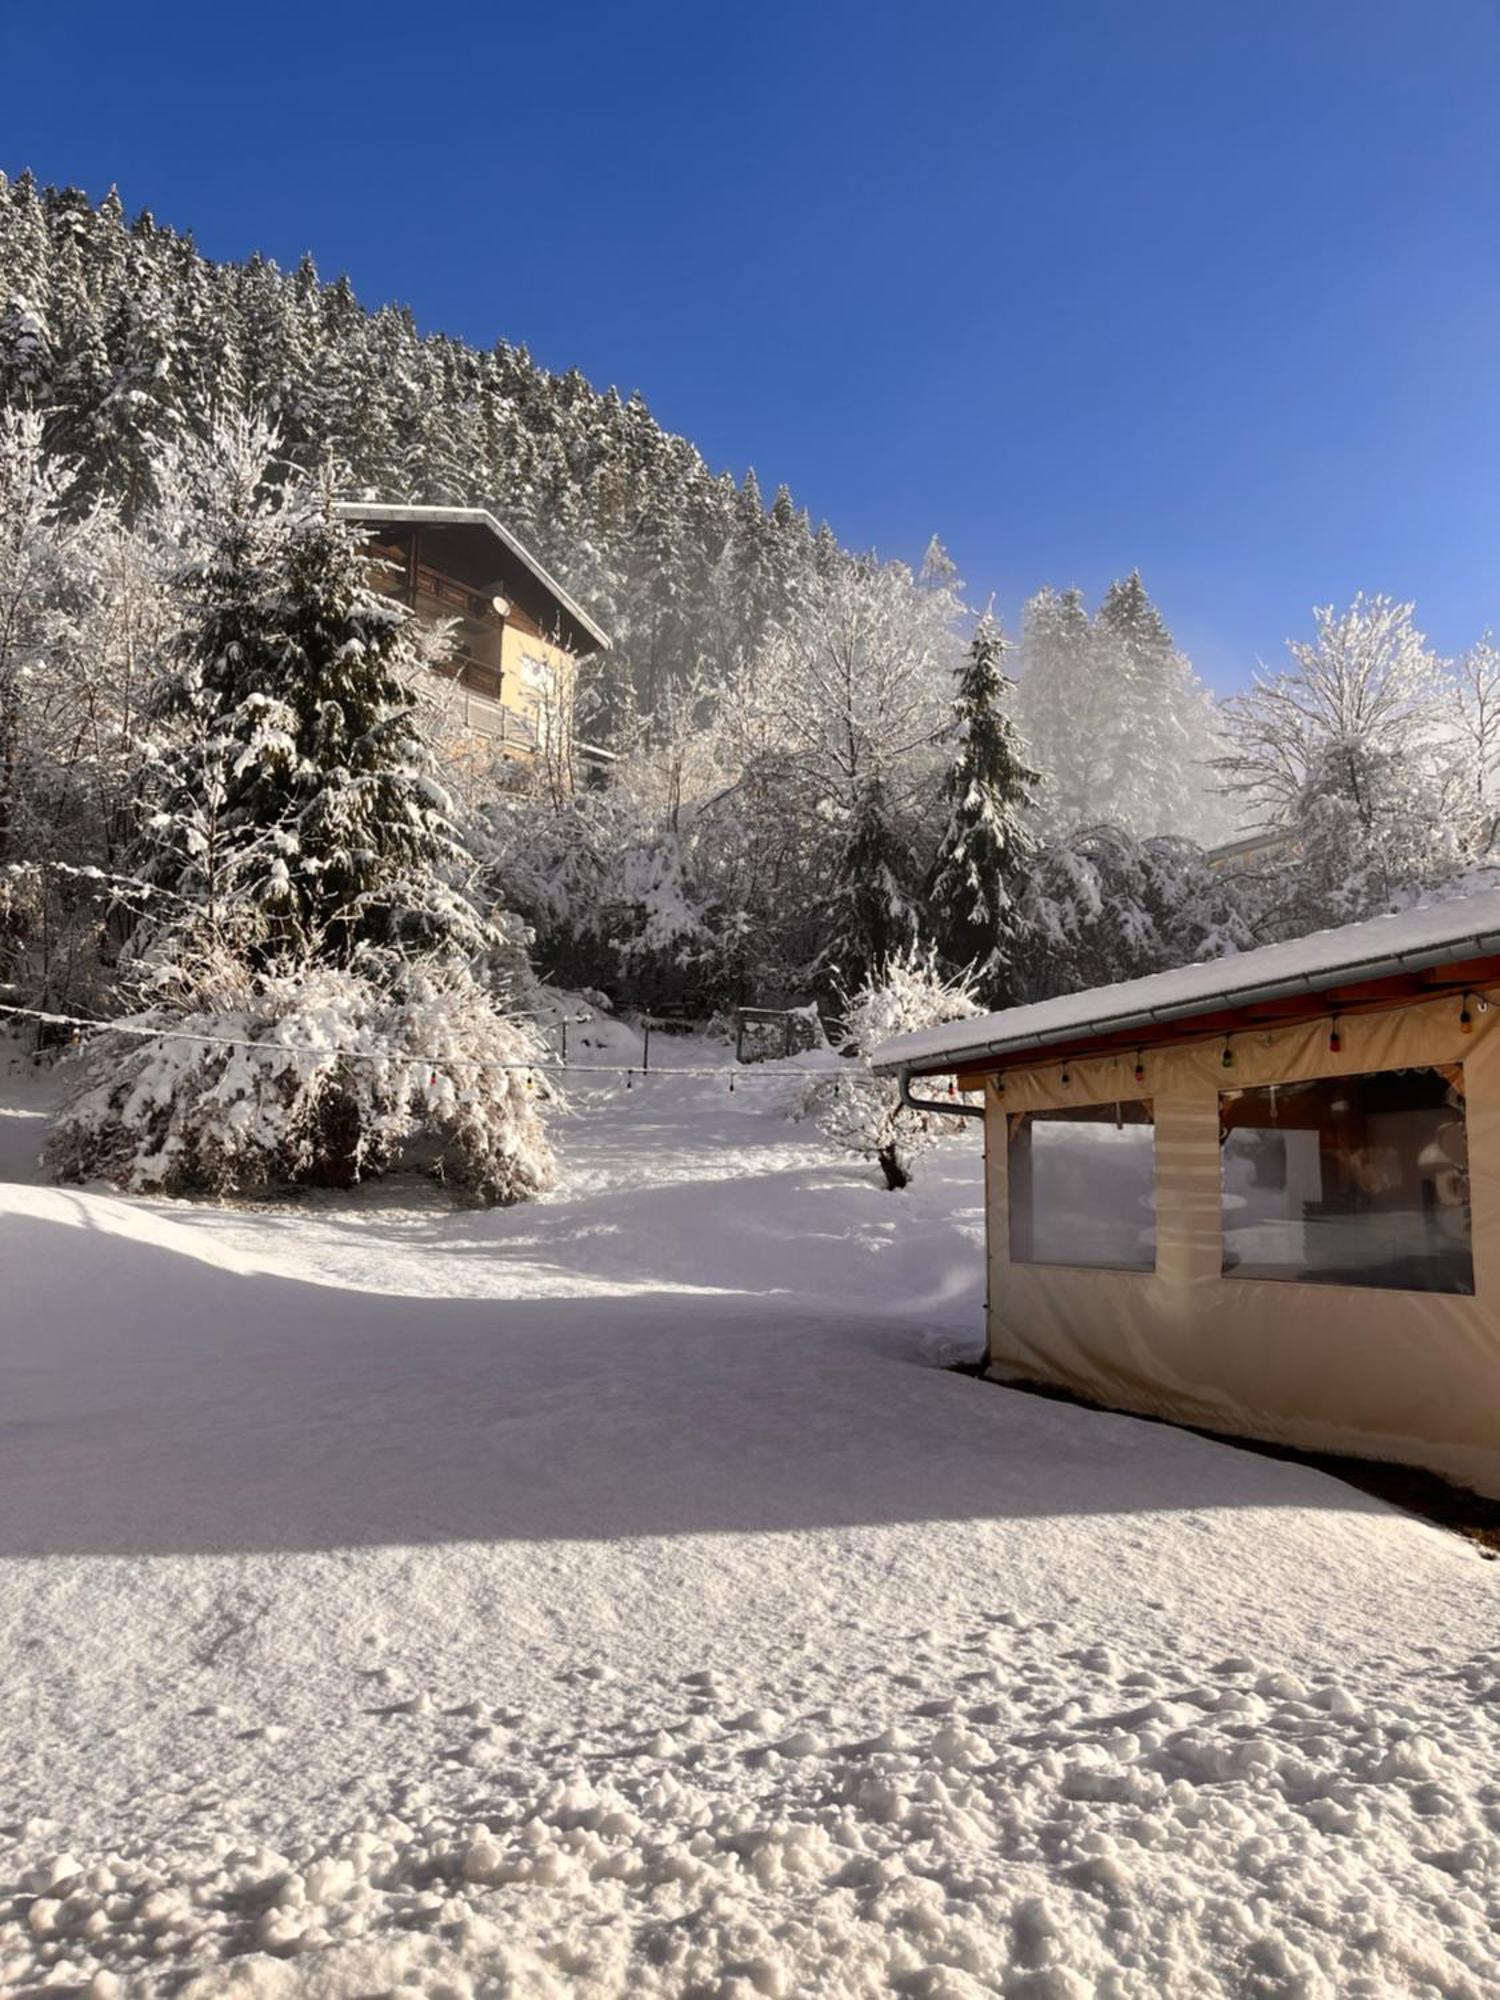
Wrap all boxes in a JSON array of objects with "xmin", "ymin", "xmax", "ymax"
[
  {"xmin": 981, "ymin": 988, "xmax": 1500, "ymax": 1496},
  {"xmin": 393, "ymin": 559, "xmax": 581, "ymax": 760},
  {"xmin": 498, "ymin": 624, "xmax": 577, "ymax": 747}
]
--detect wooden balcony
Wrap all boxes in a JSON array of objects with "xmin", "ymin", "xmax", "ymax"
[
  {"xmin": 414, "ymin": 562, "xmax": 485, "ymax": 617},
  {"xmin": 432, "ymin": 649, "xmax": 503, "ymax": 702}
]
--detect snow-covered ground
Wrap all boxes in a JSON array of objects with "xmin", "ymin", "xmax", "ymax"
[{"xmin": 2, "ymin": 1033, "xmax": 1498, "ymax": 1998}]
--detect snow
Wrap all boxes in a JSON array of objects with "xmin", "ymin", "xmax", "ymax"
[
  {"xmin": 876, "ymin": 885, "xmax": 1500, "ymax": 1074},
  {"xmin": 2, "ymin": 1039, "xmax": 1499, "ymax": 1996}
]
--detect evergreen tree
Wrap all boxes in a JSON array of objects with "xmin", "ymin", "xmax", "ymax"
[
  {"xmin": 1094, "ymin": 571, "xmax": 1227, "ymax": 841},
  {"xmin": 1015, "ymin": 585, "xmax": 1105, "ymax": 831},
  {"xmin": 928, "ymin": 617, "xmax": 1039, "ymax": 1006},
  {"xmin": 1018, "ymin": 575, "xmax": 1229, "ymax": 844},
  {"xmin": 0, "ymin": 172, "xmax": 53, "ymax": 406},
  {"xmin": 821, "ymin": 773, "xmax": 922, "ymax": 996},
  {"xmin": 144, "ymin": 420, "xmax": 486, "ymax": 971}
]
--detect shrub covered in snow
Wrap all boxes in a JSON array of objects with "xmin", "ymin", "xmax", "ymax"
[
  {"xmin": 45, "ymin": 960, "xmax": 557, "ymax": 1204},
  {"xmin": 799, "ymin": 946, "xmax": 980, "ymax": 1189}
]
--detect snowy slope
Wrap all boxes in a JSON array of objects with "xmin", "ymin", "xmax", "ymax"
[{"xmin": 1, "ymin": 1054, "xmax": 1497, "ymax": 1998}]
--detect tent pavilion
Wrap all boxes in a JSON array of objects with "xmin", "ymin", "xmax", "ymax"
[{"xmin": 872, "ymin": 890, "xmax": 1500, "ymax": 1499}]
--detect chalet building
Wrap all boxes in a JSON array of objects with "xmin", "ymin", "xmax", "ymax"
[
  {"xmin": 336, "ymin": 502, "xmax": 612, "ymax": 773},
  {"xmin": 1204, "ymin": 828, "xmax": 1298, "ymax": 875},
  {"xmin": 874, "ymin": 891, "xmax": 1500, "ymax": 1499}
]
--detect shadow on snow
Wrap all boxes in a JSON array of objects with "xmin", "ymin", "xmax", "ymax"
[{"xmin": 0, "ymin": 1187, "xmax": 1399, "ymax": 1561}]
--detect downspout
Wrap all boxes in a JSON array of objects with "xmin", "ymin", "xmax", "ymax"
[{"xmin": 898, "ymin": 1065, "xmax": 985, "ymax": 1121}]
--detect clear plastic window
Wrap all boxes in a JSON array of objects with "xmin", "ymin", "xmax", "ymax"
[
  {"xmin": 1008, "ymin": 1102, "xmax": 1156, "ymax": 1271},
  {"xmin": 1220, "ymin": 1065, "xmax": 1472, "ymax": 1293}
]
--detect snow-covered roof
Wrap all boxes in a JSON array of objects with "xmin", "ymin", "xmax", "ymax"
[
  {"xmin": 335, "ymin": 501, "xmax": 611, "ymax": 652},
  {"xmin": 873, "ymin": 889, "xmax": 1500, "ymax": 1076}
]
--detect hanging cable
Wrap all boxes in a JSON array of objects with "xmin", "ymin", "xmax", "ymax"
[{"xmin": 0, "ymin": 1001, "xmax": 833, "ymax": 1083}]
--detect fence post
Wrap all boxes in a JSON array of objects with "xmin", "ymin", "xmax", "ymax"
[{"xmin": 642, "ymin": 1017, "xmax": 651, "ymax": 1073}]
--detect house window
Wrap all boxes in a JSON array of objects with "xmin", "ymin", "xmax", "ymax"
[
  {"xmin": 1008, "ymin": 1103, "xmax": 1156, "ymax": 1271},
  {"xmin": 1220, "ymin": 1066, "xmax": 1472, "ymax": 1293}
]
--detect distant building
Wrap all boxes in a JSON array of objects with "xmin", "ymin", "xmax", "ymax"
[
  {"xmin": 874, "ymin": 891, "xmax": 1500, "ymax": 1499},
  {"xmin": 1204, "ymin": 828, "xmax": 1297, "ymax": 874},
  {"xmin": 336, "ymin": 502, "xmax": 613, "ymax": 777}
]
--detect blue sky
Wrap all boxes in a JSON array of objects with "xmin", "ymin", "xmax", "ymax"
[{"xmin": 3, "ymin": 0, "xmax": 1498, "ymax": 688}]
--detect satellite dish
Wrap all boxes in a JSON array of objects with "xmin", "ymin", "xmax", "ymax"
[{"xmin": 491, "ymin": 594, "xmax": 511, "ymax": 619}]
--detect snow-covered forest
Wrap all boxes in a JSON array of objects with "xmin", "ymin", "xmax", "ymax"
[{"xmin": 2, "ymin": 172, "xmax": 1499, "ymax": 1197}]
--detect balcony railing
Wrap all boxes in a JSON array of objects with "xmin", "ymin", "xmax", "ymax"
[
  {"xmin": 432, "ymin": 650, "xmax": 503, "ymax": 701},
  {"xmin": 427, "ymin": 654, "xmax": 540, "ymax": 751},
  {"xmin": 414, "ymin": 562, "xmax": 486, "ymax": 616}
]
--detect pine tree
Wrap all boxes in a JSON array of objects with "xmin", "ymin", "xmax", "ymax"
[
  {"xmin": 1094, "ymin": 571, "xmax": 1227, "ymax": 840},
  {"xmin": 144, "ymin": 420, "xmax": 486, "ymax": 972},
  {"xmin": 928, "ymin": 617, "xmax": 1039, "ymax": 1007},
  {"xmin": 0, "ymin": 172, "xmax": 54, "ymax": 407},
  {"xmin": 821, "ymin": 773, "xmax": 921, "ymax": 996},
  {"xmin": 1015, "ymin": 585, "xmax": 1105, "ymax": 832}
]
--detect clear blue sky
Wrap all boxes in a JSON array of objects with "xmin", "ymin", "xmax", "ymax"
[{"xmin": 4, "ymin": 0, "xmax": 1498, "ymax": 688}]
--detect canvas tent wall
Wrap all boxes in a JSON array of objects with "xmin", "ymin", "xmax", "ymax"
[{"xmin": 873, "ymin": 892, "xmax": 1500, "ymax": 1499}]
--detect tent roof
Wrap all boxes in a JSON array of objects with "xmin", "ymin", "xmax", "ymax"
[
  {"xmin": 335, "ymin": 501, "xmax": 611, "ymax": 652},
  {"xmin": 872, "ymin": 887, "xmax": 1500, "ymax": 1076}
]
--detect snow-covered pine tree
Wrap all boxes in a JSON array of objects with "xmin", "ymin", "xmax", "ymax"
[
  {"xmin": 927, "ymin": 615, "xmax": 1039, "ymax": 1007},
  {"xmin": 821, "ymin": 772, "xmax": 922, "ymax": 997},
  {"xmin": 0, "ymin": 173, "xmax": 53, "ymax": 408},
  {"xmin": 0, "ymin": 407, "xmax": 79, "ymax": 867},
  {"xmin": 143, "ymin": 417, "xmax": 486, "ymax": 972},
  {"xmin": 1014, "ymin": 585, "xmax": 1106, "ymax": 832},
  {"xmin": 1093, "ymin": 571, "xmax": 1228, "ymax": 842},
  {"xmin": 1017, "ymin": 577, "xmax": 1230, "ymax": 843}
]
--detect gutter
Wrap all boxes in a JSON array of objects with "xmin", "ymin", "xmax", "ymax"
[{"xmin": 876, "ymin": 923, "xmax": 1500, "ymax": 1079}]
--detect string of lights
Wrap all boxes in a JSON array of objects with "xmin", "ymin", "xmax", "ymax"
[{"xmin": 0, "ymin": 999, "xmax": 848, "ymax": 1084}]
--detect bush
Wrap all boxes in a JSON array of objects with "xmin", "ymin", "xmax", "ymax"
[
  {"xmin": 45, "ymin": 961, "xmax": 557, "ymax": 1205},
  {"xmin": 798, "ymin": 946, "xmax": 980, "ymax": 1189}
]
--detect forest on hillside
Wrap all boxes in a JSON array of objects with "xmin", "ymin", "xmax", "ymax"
[{"xmin": 2, "ymin": 173, "xmax": 1498, "ymax": 1198}]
